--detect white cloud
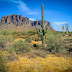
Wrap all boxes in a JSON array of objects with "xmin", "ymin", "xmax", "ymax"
[
  {"xmin": 11, "ymin": 0, "xmax": 38, "ymax": 15},
  {"xmin": 29, "ymin": 18, "xmax": 35, "ymax": 21},
  {"xmin": 27, "ymin": 12, "xmax": 38, "ymax": 15},
  {"xmin": 55, "ymin": 22, "xmax": 68, "ymax": 25}
]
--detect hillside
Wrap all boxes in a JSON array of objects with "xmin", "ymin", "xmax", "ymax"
[{"xmin": 0, "ymin": 14, "xmax": 54, "ymax": 31}]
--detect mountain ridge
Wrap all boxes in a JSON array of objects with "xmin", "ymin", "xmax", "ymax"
[{"xmin": 0, "ymin": 14, "xmax": 54, "ymax": 31}]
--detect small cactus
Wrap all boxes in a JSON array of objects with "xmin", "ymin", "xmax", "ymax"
[
  {"xmin": 65, "ymin": 23, "xmax": 69, "ymax": 35},
  {"xmin": 25, "ymin": 19, "xmax": 27, "ymax": 34},
  {"xmin": 62, "ymin": 25, "xmax": 64, "ymax": 35}
]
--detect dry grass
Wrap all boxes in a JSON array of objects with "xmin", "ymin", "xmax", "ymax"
[
  {"xmin": 1, "ymin": 33, "xmax": 72, "ymax": 72},
  {"xmin": 7, "ymin": 38, "xmax": 42, "ymax": 46},
  {"xmin": 6, "ymin": 54, "xmax": 72, "ymax": 72}
]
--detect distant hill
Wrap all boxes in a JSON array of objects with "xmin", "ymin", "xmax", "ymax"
[{"xmin": 0, "ymin": 14, "xmax": 54, "ymax": 32}]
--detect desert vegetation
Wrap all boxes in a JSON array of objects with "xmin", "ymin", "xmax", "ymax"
[
  {"xmin": 0, "ymin": 28, "xmax": 72, "ymax": 72},
  {"xmin": 0, "ymin": 5, "xmax": 72, "ymax": 72}
]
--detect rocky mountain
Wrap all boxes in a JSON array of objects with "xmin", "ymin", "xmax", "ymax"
[{"xmin": 0, "ymin": 14, "xmax": 54, "ymax": 31}]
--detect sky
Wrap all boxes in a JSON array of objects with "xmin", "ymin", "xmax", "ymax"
[{"xmin": 0, "ymin": 0, "xmax": 72, "ymax": 31}]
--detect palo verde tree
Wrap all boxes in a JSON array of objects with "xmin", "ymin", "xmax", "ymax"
[{"xmin": 37, "ymin": 5, "xmax": 46, "ymax": 48}]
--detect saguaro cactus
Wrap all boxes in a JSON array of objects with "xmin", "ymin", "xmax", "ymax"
[
  {"xmin": 65, "ymin": 23, "xmax": 69, "ymax": 35},
  {"xmin": 25, "ymin": 19, "xmax": 27, "ymax": 34},
  {"xmin": 37, "ymin": 5, "xmax": 46, "ymax": 48},
  {"xmin": 66, "ymin": 24, "xmax": 69, "ymax": 35},
  {"xmin": 42, "ymin": 4, "xmax": 45, "ymax": 48},
  {"xmin": 62, "ymin": 25, "xmax": 64, "ymax": 35}
]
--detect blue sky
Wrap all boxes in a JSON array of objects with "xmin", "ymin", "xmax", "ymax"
[{"xmin": 0, "ymin": 0, "xmax": 72, "ymax": 31}]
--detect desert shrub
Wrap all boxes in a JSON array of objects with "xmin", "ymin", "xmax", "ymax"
[
  {"xmin": 23, "ymin": 35, "xmax": 30, "ymax": 39},
  {"xmin": 67, "ymin": 48, "xmax": 72, "ymax": 55},
  {"xmin": 28, "ymin": 30, "xmax": 37, "ymax": 35},
  {"xmin": 6, "ymin": 35, "xmax": 15, "ymax": 42},
  {"xmin": 0, "ymin": 29, "xmax": 12, "ymax": 35},
  {"xmin": 30, "ymin": 50, "xmax": 47, "ymax": 58},
  {"xmin": 25, "ymin": 37, "xmax": 32, "ymax": 43},
  {"xmin": 46, "ymin": 35, "xmax": 66, "ymax": 53},
  {"xmin": 0, "ymin": 53, "xmax": 7, "ymax": 72},
  {"xmin": 31, "ymin": 36, "xmax": 41, "ymax": 41},
  {"xmin": 7, "ymin": 52, "xmax": 18, "ymax": 61},
  {"xmin": 0, "ymin": 37, "xmax": 6, "ymax": 49},
  {"xmin": 33, "ymin": 44, "xmax": 41, "ymax": 49},
  {"xmin": 10, "ymin": 40, "xmax": 31, "ymax": 54},
  {"xmin": 45, "ymin": 31, "xmax": 54, "ymax": 43},
  {"xmin": 69, "ymin": 39, "xmax": 72, "ymax": 43},
  {"xmin": 21, "ymin": 31, "xmax": 27, "ymax": 35},
  {"xmin": 12, "ymin": 31, "xmax": 21, "ymax": 35}
]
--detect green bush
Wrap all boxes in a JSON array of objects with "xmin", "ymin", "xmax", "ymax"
[
  {"xmin": 6, "ymin": 35, "xmax": 15, "ymax": 42},
  {"xmin": 10, "ymin": 40, "xmax": 31, "ymax": 54},
  {"xmin": 21, "ymin": 31, "xmax": 27, "ymax": 35},
  {"xmin": 0, "ymin": 29, "xmax": 12, "ymax": 35},
  {"xmin": 33, "ymin": 44, "xmax": 41, "ymax": 49},
  {"xmin": 29, "ymin": 50, "xmax": 47, "ymax": 58},
  {"xmin": 46, "ymin": 35, "xmax": 66, "ymax": 53},
  {"xmin": 25, "ymin": 37, "xmax": 32, "ymax": 43},
  {"xmin": 45, "ymin": 31, "xmax": 63, "ymax": 44},
  {"xmin": 12, "ymin": 31, "xmax": 21, "ymax": 35},
  {"xmin": 28, "ymin": 30, "xmax": 37, "ymax": 35},
  {"xmin": 0, "ymin": 53, "xmax": 7, "ymax": 72},
  {"xmin": 0, "ymin": 37, "xmax": 6, "ymax": 48},
  {"xmin": 31, "ymin": 36, "xmax": 41, "ymax": 41}
]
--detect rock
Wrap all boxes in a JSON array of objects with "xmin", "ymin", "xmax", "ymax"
[{"xmin": 0, "ymin": 14, "xmax": 54, "ymax": 31}]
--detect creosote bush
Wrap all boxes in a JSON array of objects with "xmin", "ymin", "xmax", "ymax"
[
  {"xmin": 0, "ymin": 29, "xmax": 12, "ymax": 35},
  {"xmin": 25, "ymin": 37, "xmax": 32, "ymax": 43},
  {"xmin": 9, "ymin": 40, "xmax": 31, "ymax": 54}
]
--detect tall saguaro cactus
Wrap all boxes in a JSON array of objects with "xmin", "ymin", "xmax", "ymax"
[
  {"xmin": 42, "ymin": 4, "xmax": 45, "ymax": 48},
  {"xmin": 37, "ymin": 5, "xmax": 46, "ymax": 48},
  {"xmin": 62, "ymin": 25, "xmax": 64, "ymax": 35}
]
